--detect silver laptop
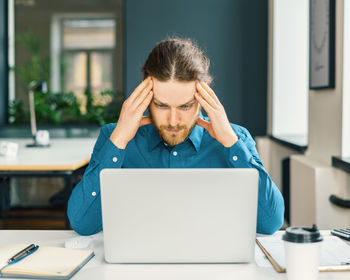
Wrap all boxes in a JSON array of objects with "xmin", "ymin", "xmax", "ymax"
[{"xmin": 100, "ymin": 168, "xmax": 258, "ymax": 264}]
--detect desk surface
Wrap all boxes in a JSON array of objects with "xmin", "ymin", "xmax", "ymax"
[
  {"xmin": 0, "ymin": 230, "xmax": 349, "ymax": 280},
  {"xmin": 0, "ymin": 138, "xmax": 96, "ymax": 171}
]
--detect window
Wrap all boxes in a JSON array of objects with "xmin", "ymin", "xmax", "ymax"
[
  {"xmin": 52, "ymin": 16, "xmax": 116, "ymax": 113},
  {"xmin": 272, "ymin": 0, "xmax": 309, "ymax": 142}
]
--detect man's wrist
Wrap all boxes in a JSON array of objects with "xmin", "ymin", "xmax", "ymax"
[
  {"xmin": 109, "ymin": 137, "xmax": 127, "ymax": 149},
  {"xmin": 222, "ymin": 138, "xmax": 238, "ymax": 148},
  {"xmin": 222, "ymin": 132, "xmax": 239, "ymax": 147},
  {"xmin": 109, "ymin": 132, "xmax": 127, "ymax": 149}
]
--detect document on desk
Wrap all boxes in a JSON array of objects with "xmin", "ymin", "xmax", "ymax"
[{"xmin": 256, "ymin": 236, "xmax": 350, "ymax": 273}]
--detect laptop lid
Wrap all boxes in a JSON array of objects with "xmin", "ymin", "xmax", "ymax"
[{"xmin": 100, "ymin": 168, "xmax": 258, "ymax": 263}]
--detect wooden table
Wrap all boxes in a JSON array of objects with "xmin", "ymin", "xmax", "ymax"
[{"xmin": 0, "ymin": 138, "xmax": 96, "ymax": 228}]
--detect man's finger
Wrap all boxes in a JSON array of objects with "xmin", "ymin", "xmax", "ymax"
[
  {"xmin": 137, "ymin": 90, "xmax": 154, "ymax": 115},
  {"xmin": 201, "ymin": 81, "xmax": 220, "ymax": 104},
  {"xmin": 196, "ymin": 82, "xmax": 217, "ymax": 108},
  {"xmin": 133, "ymin": 79, "xmax": 153, "ymax": 109},
  {"xmin": 128, "ymin": 77, "xmax": 152, "ymax": 103},
  {"xmin": 195, "ymin": 91, "xmax": 214, "ymax": 117},
  {"xmin": 196, "ymin": 117, "xmax": 210, "ymax": 130},
  {"xmin": 140, "ymin": 116, "xmax": 152, "ymax": 127}
]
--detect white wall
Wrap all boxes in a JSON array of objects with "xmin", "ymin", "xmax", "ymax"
[
  {"xmin": 342, "ymin": 0, "xmax": 350, "ymax": 157},
  {"xmin": 306, "ymin": 0, "xmax": 343, "ymax": 164},
  {"xmin": 256, "ymin": 136, "xmax": 303, "ymax": 192},
  {"xmin": 290, "ymin": 155, "xmax": 350, "ymax": 229}
]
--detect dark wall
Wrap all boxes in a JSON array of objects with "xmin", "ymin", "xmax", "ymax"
[
  {"xmin": 125, "ymin": 0, "xmax": 268, "ymax": 137},
  {"xmin": 0, "ymin": 0, "xmax": 8, "ymax": 125}
]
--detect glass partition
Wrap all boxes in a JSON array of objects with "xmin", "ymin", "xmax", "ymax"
[{"xmin": 8, "ymin": 0, "xmax": 123, "ymax": 126}]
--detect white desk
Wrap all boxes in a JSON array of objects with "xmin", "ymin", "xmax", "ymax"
[
  {"xmin": 0, "ymin": 138, "xmax": 96, "ymax": 228},
  {"xmin": 0, "ymin": 138, "xmax": 95, "ymax": 171},
  {"xmin": 1, "ymin": 230, "xmax": 349, "ymax": 280}
]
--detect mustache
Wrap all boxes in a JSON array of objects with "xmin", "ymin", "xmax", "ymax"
[{"xmin": 160, "ymin": 125, "xmax": 187, "ymax": 130}]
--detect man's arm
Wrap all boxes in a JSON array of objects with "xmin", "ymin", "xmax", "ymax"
[
  {"xmin": 67, "ymin": 124, "xmax": 125, "ymax": 235},
  {"xmin": 195, "ymin": 81, "xmax": 284, "ymax": 234},
  {"xmin": 226, "ymin": 125, "xmax": 285, "ymax": 234},
  {"xmin": 68, "ymin": 77, "xmax": 154, "ymax": 235}
]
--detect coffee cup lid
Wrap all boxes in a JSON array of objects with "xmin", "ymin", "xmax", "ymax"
[{"xmin": 282, "ymin": 224, "xmax": 323, "ymax": 243}]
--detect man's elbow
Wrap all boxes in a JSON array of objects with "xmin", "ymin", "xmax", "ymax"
[
  {"xmin": 68, "ymin": 214, "xmax": 101, "ymax": 236},
  {"xmin": 67, "ymin": 202, "xmax": 102, "ymax": 236},
  {"xmin": 258, "ymin": 202, "xmax": 285, "ymax": 235}
]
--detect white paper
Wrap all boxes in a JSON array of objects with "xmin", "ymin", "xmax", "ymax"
[{"xmin": 256, "ymin": 235, "xmax": 350, "ymax": 269}]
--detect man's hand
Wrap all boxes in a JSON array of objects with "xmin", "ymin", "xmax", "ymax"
[
  {"xmin": 195, "ymin": 81, "xmax": 238, "ymax": 147},
  {"xmin": 110, "ymin": 77, "xmax": 153, "ymax": 149}
]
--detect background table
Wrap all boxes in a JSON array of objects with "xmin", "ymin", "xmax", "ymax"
[
  {"xmin": 0, "ymin": 138, "xmax": 96, "ymax": 228},
  {"xmin": 1, "ymin": 230, "xmax": 349, "ymax": 280}
]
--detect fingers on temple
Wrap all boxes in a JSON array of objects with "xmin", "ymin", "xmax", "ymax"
[
  {"xmin": 138, "ymin": 90, "xmax": 153, "ymax": 113},
  {"xmin": 196, "ymin": 82, "xmax": 217, "ymax": 108},
  {"xmin": 128, "ymin": 77, "xmax": 152, "ymax": 103},
  {"xmin": 201, "ymin": 82, "xmax": 220, "ymax": 104},
  {"xmin": 195, "ymin": 90, "xmax": 213, "ymax": 115},
  {"xmin": 133, "ymin": 80, "xmax": 153, "ymax": 108}
]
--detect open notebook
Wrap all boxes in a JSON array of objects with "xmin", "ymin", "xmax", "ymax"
[
  {"xmin": 0, "ymin": 244, "xmax": 94, "ymax": 279},
  {"xmin": 256, "ymin": 235, "xmax": 350, "ymax": 273}
]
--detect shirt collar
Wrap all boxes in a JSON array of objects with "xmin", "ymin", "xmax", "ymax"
[
  {"xmin": 148, "ymin": 124, "xmax": 163, "ymax": 151},
  {"xmin": 187, "ymin": 124, "xmax": 204, "ymax": 152},
  {"xmin": 148, "ymin": 119, "xmax": 204, "ymax": 153}
]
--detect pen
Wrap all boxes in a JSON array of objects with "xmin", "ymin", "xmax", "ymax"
[{"xmin": 7, "ymin": 244, "xmax": 38, "ymax": 264}]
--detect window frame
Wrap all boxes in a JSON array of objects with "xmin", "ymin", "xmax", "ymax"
[
  {"xmin": 50, "ymin": 13, "xmax": 116, "ymax": 94},
  {"xmin": 61, "ymin": 48, "xmax": 115, "ymax": 94},
  {"xmin": 0, "ymin": 0, "xmax": 9, "ymax": 125}
]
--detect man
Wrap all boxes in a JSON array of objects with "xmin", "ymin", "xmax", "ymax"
[{"xmin": 67, "ymin": 37, "xmax": 284, "ymax": 235}]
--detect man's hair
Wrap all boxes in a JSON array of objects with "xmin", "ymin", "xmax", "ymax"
[{"xmin": 142, "ymin": 37, "xmax": 213, "ymax": 85}]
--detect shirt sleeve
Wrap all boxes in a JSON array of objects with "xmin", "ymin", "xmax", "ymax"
[
  {"xmin": 67, "ymin": 124, "xmax": 126, "ymax": 235},
  {"xmin": 226, "ymin": 125, "xmax": 285, "ymax": 235}
]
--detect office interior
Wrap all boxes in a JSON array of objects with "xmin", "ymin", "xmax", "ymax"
[{"xmin": 0, "ymin": 0, "xmax": 349, "ymax": 232}]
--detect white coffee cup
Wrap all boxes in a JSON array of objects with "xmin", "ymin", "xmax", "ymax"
[
  {"xmin": 283, "ymin": 225, "xmax": 323, "ymax": 280},
  {"xmin": 36, "ymin": 130, "xmax": 50, "ymax": 146}
]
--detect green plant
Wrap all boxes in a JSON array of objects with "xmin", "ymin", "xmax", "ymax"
[
  {"xmin": 8, "ymin": 90, "xmax": 122, "ymax": 126},
  {"xmin": 9, "ymin": 32, "xmax": 122, "ymax": 126},
  {"xmin": 14, "ymin": 32, "xmax": 50, "ymax": 91}
]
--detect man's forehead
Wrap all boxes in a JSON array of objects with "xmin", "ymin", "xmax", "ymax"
[{"xmin": 152, "ymin": 78, "xmax": 196, "ymax": 105}]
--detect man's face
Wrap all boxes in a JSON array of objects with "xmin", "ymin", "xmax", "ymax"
[{"xmin": 149, "ymin": 78, "xmax": 201, "ymax": 146}]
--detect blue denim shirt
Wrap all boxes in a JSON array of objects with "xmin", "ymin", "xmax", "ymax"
[{"xmin": 67, "ymin": 119, "xmax": 284, "ymax": 235}]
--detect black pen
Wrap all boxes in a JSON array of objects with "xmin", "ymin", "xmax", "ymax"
[{"xmin": 7, "ymin": 244, "xmax": 38, "ymax": 264}]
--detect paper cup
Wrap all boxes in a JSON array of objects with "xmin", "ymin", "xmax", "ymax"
[{"xmin": 283, "ymin": 225, "xmax": 323, "ymax": 280}]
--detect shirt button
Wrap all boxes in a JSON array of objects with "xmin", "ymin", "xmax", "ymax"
[
  {"xmin": 173, "ymin": 151, "xmax": 178, "ymax": 156},
  {"xmin": 164, "ymin": 142, "xmax": 168, "ymax": 146},
  {"xmin": 232, "ymin": 156, "xmax": 238, "ymax": 161},
  {"xmin": 92, "ymin": 191, "xmax": 96, "ymax": 197},
  {"xmin": 112, "ymin": 156, "xmax": 118, "ymax": 162}
]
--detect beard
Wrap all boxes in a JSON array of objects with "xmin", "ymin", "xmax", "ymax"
[{"xmin": 150, "ymin": 110, "xmax": 198, "ymax": 147}]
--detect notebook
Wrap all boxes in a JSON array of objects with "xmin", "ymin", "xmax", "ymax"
[
  {"xmin": 0, "ymin": 244, "xmax": 94, "ymax": 279},
  {"xmin": 256, "ymin": 235, "xmax": 350, "ymax": 272}
]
